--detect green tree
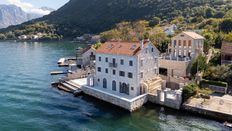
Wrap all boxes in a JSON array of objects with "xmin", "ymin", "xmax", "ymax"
[
  {"xmin": 224, "ymin": 32, "xmax": 232, "ymax": 42},
  {"xmin": 149, "ymin": 17, "xmax": 160, "ymax": 27},
  {"xmin": 182, "ymin": 84, "xmax": 198, "ymax": 102},
  {"xmin": 214, "ymin": 32, "xmax": 224, "ymax": 48},
  {"xmin": 202, "ymin": 31, "xmax": 215, "ymax": 53},
  {"xmin": 191, "ymin": 54, "xmax": 207, "ymax": 77},
  {"xmin": 224, "ymin": 9, "xmax": 232, "ymax": 18},
  {"xmin": 219, "ymin": 19, "xmax": 232, "ymax": 33},
  {"xmin": 204, "ymin": 7, "xmax": 216, "ymax": 18}
]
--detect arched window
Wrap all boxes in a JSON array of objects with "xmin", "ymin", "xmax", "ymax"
[
  {"xmin": 112, "ymin": 81, "xmax": 116, "ymax": 91},
  {"xmin": 120, "ymin": 82, "xmax": 129, "ymax": 95},
  {"xmin": 103, "ymin": 78, "xmax": 107, "ymax": 88}
]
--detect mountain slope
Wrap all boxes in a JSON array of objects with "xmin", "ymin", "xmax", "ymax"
[
  {"xmin": 0, "ymin": 5, "xmax": 30, "ymax": 28},
  {"xmin": 0, "ymin": 5, "xmax": 54, "ymax": 29},
  {"xmin": 1, "ymin": 0, "xmax": 232, "ymax": 38}
]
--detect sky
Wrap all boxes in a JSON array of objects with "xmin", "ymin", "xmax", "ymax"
[{"xmin": 0, "ymin": 0, "xmax": 69, "ymax": 15}]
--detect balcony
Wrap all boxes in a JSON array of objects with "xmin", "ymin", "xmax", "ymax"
[{"xmin": 109, "ymin": 63, "xmax": 117, "ymax": 68}]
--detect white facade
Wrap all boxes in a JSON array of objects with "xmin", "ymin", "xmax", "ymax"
[
  {"xmin": 160, "ymin": 31, "xmax": 205, "ymax": 77},
  {"xmin": 168, "ymin": 32, "xmax": 204, "ymax": 60},
  {"xmin": 93, "ymin": 42, "xmax": 160, "ymax": 98}
]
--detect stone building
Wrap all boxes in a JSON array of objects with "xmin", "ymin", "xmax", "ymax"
[
  {"xmin": 160, "ymin": 31, "xmax": 205, "ymax": 77},
  {"xmin": 90, "ymin": 40, "xmax": 161, "ymax": 98},
  {"xmin": 76, "ymin": 46, "xmax": 96, "ymax": 67},
  {"xmin": 221, "ymin": 41, "xmax": 232, "ymax": 65}
]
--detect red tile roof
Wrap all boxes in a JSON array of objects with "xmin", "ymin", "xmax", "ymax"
[{"xmin": 96, "ymin": 41, "xmax": 148, "ymax": 56}]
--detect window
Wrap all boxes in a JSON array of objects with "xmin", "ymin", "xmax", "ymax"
[
  {"xmin": 120, "ymin": 59, "xmax": 124, "ymax": 65},
  {"xmin": 113, "ymin": 69, "xmax": 116, "ymax": 75},
  {"xmin": 119, "ymin": 71, "xmax": 125, "ymax": 77},
  {"xmin": 140, "ymin": 72, "xmax": 143, "ymax": 78},
  {"xmin": 131, "ymin": 87, "xmax": 134, "ymax": 91},
  {"xmin": 98, "ymin": 56, "xmax": 101, "ymax": 61},
  {"xmin": 128, "ymin": 72, "xmax": 133, "ymax": 78},
  {"xmin": 112, "ymin": 58, "xmax": 116, "ymax": 64},
  {"xmin": 140, "ymin": 60, "xmax": 143, "ymax": 67},
  {"xmin": 112, "ymin": 81, "xmax": 116, "ymax": 91},
  {"xmin": 129, "ymin": 60, "xmax": 133, "ymax": 66},
  {"xmin": 151, "ymin": 48, "xmax": 154, "ymax": 52},
  {"xmin": 120, "ymin": 82, "xmax": 129, "ymax": 95},
  {"xmin": 154, "ymin": 69, "xmax": 157, "ymax": 74},
  {"xmin": 178, "ymin": 40, "xmax": 181, "ymax": 46},
  {"xmin": 188, "ymin": 40, "xmax": 192, "ymax": 46},
  {"xmin": 174, "ymin": 40, "xmax": 176, "ymax": 46},
  {"xmin": 103, "ymin": 78, "xmax": 107, "ymax": 88},
  {"xmin": 97, "ymin": 67, "xmax": 101, "ymax": 72},
  {"xmin": 105, "ymin": 68, "xmax": 108, "ymax": 73},
  {"xmin": 105, "ymin": 57, "xmax": 108, "ymax": 62},
  {"xmin": 98, "ymin": 79, "xmax": 100, "ymax": 82},
  {"xmin": 183, "ymin": 40, "xmax": 186, "ymax": 46}
]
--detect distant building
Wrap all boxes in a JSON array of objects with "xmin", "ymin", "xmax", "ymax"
[
  {"xmin": 76, "ymin": 46, "xmax": 96, "ymax": 67},
  {"xmin": 18, "ymin": 35, "xmax": 28, "ymax": 40},
  {"xmin": 160, "ymin": 31, "xmax": 205, "ymax": 77},
  {"xmin": 221, "ymin": 41, "xmax": 232, "ymax": 65},
  {"xmin": 164, "ymin": 24, "xmax": 177, "ymax": 36}
]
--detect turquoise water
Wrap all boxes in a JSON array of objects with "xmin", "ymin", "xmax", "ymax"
[{"xmin": 0, "ymin": 41, "xmax": 227, "ymax": 131}]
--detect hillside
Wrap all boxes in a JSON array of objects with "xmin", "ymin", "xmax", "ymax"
[{"xmin": 0, "ymin": 0, "xmax": 232, "ymax": 39}]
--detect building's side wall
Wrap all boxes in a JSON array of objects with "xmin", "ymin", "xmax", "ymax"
[
  {"xmin": 138, "ymin": 43, "xmax": 159, "ymax": 82},
  {"xmin": 159, "ymin": 59, "xmax": 190, "ymax": 77},
  {"xmin": 95, "ymin": 53, "xmax": 139, "ymax": 97},
  {"xmin": 82, "ymin": 48, "xmax": 96, "ymax": 66}
]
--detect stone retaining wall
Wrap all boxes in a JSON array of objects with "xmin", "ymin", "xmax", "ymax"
[
  {"xmin": 82, "ymin": 86, "xmax": 148, "ymax": 112},
  {"xmin": 182, "ymin": 104, "xmax": 232, "ymax": 122}
]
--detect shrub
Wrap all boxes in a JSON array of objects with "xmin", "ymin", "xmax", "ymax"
[
  {"xmin": 182, "ymin": 84, "xmax": 198, "ymax": 102},
  {"xmin": 200, "ymin": 79, "xmax": 228, "ymax": 88}
]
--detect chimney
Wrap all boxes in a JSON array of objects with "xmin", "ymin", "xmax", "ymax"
[{"xmin": 140, "ymin": 40, "xmax": 144, "ymax": 49}]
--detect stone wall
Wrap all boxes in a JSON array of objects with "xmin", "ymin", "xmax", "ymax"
[
  {"xmin": 82, "ymin": 86, "xmax": 148, "ymax": 112},
  {"xmin": 148, "ymin": 86, "xmax": 183, "ymax": 110},
  {"xmin": 160, "ymin": 59, "xmax": 190, "ymax": 77}
]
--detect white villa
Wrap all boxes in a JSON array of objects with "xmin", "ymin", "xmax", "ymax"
[
  {"xmin": 66, "ymin": 40, "xmax": 185, "ymax": 111},
  {"xmin": 160, "ymin": 31, "xmax": 205, "ymax": 77},
  {"xmin": 91, "ymin": 40, "xmax": 160, "ymax": 97}
]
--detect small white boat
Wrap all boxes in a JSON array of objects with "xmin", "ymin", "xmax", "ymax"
[{"xmin": 224, "ymin": 121, "xmax": 232, "ymax": 128}]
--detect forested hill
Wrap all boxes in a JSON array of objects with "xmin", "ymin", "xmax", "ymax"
[{"xmin": 0, "ymin": 0, "xmax": 232, "ymax": 39}]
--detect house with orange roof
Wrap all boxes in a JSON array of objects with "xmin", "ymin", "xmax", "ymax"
[{"xmin": 91, "ymin": 40, "xmax": 161, "ymax": 97}]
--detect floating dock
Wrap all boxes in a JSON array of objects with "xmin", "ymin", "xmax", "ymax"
[{"xmin": 50, "ymin": 71, "xmax": 68, "ymax": 75}]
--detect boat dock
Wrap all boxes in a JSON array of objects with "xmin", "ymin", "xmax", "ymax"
[
  {"xmin": 182, "ymin": 94, "xmax": 232, "ymax": 122},
  {"xmin": 50, "ymin": 71, "xmax": 68, "ymax": 75}
]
